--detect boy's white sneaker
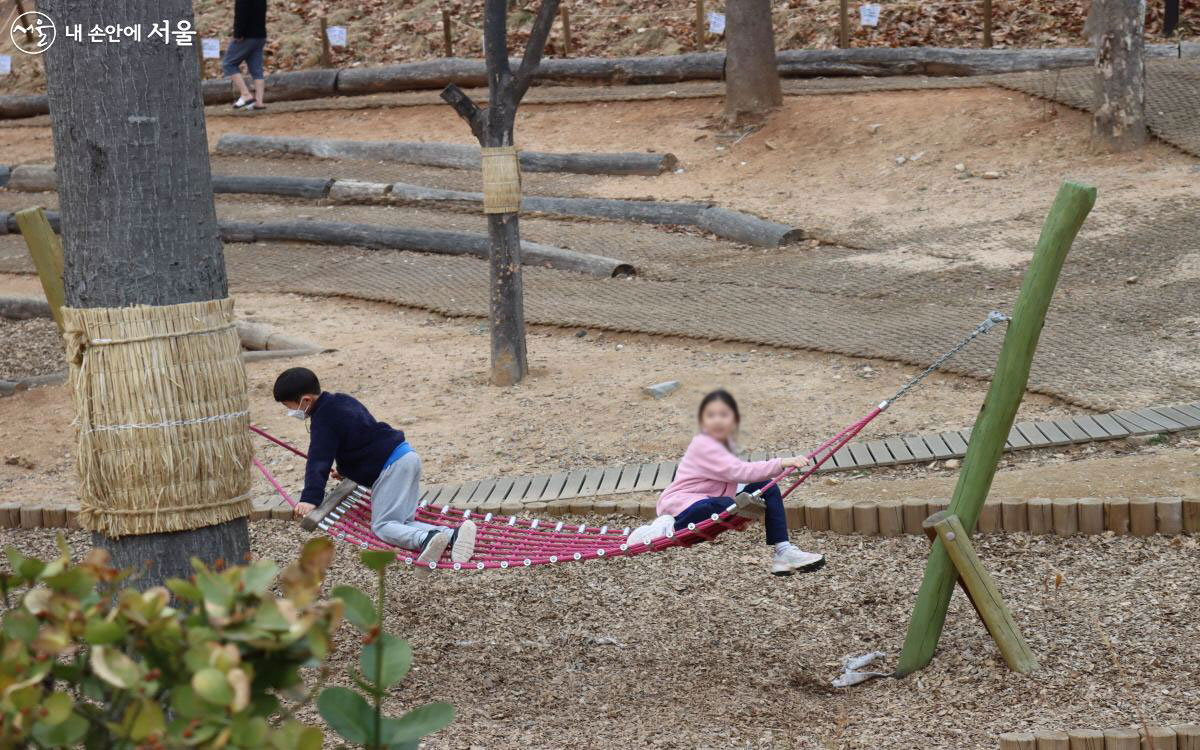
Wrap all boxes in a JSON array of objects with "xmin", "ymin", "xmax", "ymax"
[
  {"xmin": 450, "ymin": 519, "xmax": 477, "ymax": 563},
  {"xmin": 771, "ymin": 544, "xmax": 826, "ymax": 576},
  {"xmin": 627, "ymin": 514, "xmax": 675, "ymax": 546},
  {"xmin": 416, "ymin": 530, "xmax": 450, "ymax": 568}
]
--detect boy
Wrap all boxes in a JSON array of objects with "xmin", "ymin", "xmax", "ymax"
[{"xmin": 274, "ymin": 367, "xmax": 475, "ymax": 566}]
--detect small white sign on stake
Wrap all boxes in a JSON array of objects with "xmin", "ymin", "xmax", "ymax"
[
  {"xmin": 326, "ymin": 25, "xmax": 348, "ymax": 47},
  {"xmin": 0, "ymin": 55, "xmax": 11, "ymax": 76},
  {"xmin": 201, "ymin": 38, "xmax": 220, "ymax": 59},
  {"xmin": 859, "ymin": 3, "xmax": 881, "ymax": 27},
  {"xmin": 707, "ymin": 11, "xmax": 725, "ymax": 34}
]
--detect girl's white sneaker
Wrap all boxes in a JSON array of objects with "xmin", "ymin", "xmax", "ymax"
[
  {"xmin": 627, "ymin": 514, "xmax": 675, "ymax": 546},
  {"xmin": 771, "ymin": 544, "xmax": 826, "ymax": 576}
]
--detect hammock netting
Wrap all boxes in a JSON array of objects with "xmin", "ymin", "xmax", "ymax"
[{"xmin": 251, "ymin": 313, "xmax": 1009, "ymax": 573}]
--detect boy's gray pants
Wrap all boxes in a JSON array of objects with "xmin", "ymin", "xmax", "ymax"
[{"xmin": 370, "ymin": 451, "xmax": 446, "ymax": 551}]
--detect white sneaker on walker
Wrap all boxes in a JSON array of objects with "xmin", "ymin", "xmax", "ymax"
[
  {"xmin": 628, "ymin": 514, "xmax": 675, "ymax": 546},
  {"xmin": 450, "ymin": 519, "xmax": 477, "ymax": 563},
  {"xmin": 771, "ymin": 543, "xmax": 825, "ymax": 576}
]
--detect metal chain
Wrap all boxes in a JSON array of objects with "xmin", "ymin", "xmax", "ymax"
[{"xmin": 883, "ymin": 311, "xmax": 1009, "ymax": 408}]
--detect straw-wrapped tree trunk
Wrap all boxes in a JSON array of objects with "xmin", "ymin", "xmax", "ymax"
[
  {"xmin": 40, "ymin": 0, "xmax": 249, "ymax": 586},
  {"xmin": 1087, "ymin": 0, "xmax": 1148, "ymax": 151},
  {"xmin": 440, "ymin": 0, "xmax": 561, "ymax": 386},
  {"xmin": 723, "ymin": 0, "xmax": 783, "ymax": 124}
]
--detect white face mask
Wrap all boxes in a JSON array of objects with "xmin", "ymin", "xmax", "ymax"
[{"xmin": 286, "ymin": 408, "xmax": 307, "ymax": 421}]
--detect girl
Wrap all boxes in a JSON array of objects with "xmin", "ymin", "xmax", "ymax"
[{"xmin": 631, "ymin": 389, "xmax": 825, "ymax": 576}]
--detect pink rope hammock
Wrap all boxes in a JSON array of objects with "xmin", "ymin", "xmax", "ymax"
[{"xmin": 250, "ymin": 313, "xmax": 1009, "ymax": 572}]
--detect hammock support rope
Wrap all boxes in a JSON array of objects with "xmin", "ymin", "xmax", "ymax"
[{"xmin": 250, "ymin": 312, "xmax": 1008, "ymax": 572}]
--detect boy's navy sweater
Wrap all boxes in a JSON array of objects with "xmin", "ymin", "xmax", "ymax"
[{"xmin": 301, "ymin": 392, "xmax": 406, "ymax": 504}]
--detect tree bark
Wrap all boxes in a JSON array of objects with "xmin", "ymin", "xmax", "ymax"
[
  {"xmin": 1089, "ymin": 0, "xmax": 1148, "ymax": 151},
  {"xmin": 723, "ymin": 0, "xmax": 783, "ymax": 124},
  {"xmin": 441, "ymin": 0, "xmax": 562, "ymax": 386},
  {"xmin": 39, "ymin": 0, "xmax": 249, "ymax": 587}
]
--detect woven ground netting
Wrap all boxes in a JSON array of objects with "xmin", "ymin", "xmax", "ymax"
[
  {"xmin": 992, "ymin": 59, "xmax": 1200, "ymax": 158},
  {"xmin": 62, "ymin": 298, "xmax": 253, "ymax": 536}
]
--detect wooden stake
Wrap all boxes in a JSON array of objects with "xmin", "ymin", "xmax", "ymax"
[
  {"xmin": 1129, "ymin": 497, "xmax": 1157, "ymax": 536},
  {"xmin": 1172, "ymin": 724, "xmax": 1200, "ymax": 750},
  {"xmin": 1027, "ymin": 497, "xmax": 1052, "ymax": 534},
  {"xmin": 977, "ymin": 500, "xmax": 1001, "ymax": 533},
  {"xmin": 1143, "ymin": 726, "xmax": 1177, "ymax": 750},
  {"xmin": 560, "ymin": 5, "xmax": 572, "ymax": 57},
  {"xmin": 14, "ymin": 207, "xmax": 66, "ymax": 332},
  {"xmin": 1104, "ymin": 729, "xmax": 1141, "ymax": 750},
  {"xmin": 829, "ymin": 500, "xmax": 854, "ymax": 534},
  {"xmin": 320, "ymin": 16, "xmax": 332, "ymax": 68},
  {"xmin": 838, "ymin": 0, "xmax": 849, "ymax": 48},
  {"xmin": 852, "ymin": 502, "xmax": 878, "ymax": 535},
  {"xmin": 695, "ymin": 0, "xmax": 706, "ymax": 52},
  {"xmin": 1105, "ymin": 497, "xmax": 1131, "ymax": 534},
  {"xmin": 877, "ymin": 500, "xmax": 903, "ymax": 537},
  {"xmin": 1156, "ymin": 498, "xmax": 1182, "ymax": 535},
  {"xmin": 443, "ymin": 10, "xmax": 454, "ymax": 57},
  {"xmin": 1002, "ymin": 497, "xmax": 1028, "ymax": 532},
  {"xmin": 1051, "ymin": 498, "xmax": 1078, "ymax": 536},
  {"xmin": 896, "ymin": 181, "xmax": 1097, "ymax": 677},
  {"xmin": 1000, "ymin": 732, "xmax": 1037, "ymax": 750},
  {"xmin": 1077, "ymin": 497, "xmax": 1104, "ymax": 535},
  {"xmin": 902, "ymin": 497, "xmax": 927, "ymax": 535},
  {"xmin": 932, "ymin": 513, "xmax": 1037, "ymax": 673},
  {"xmin": 1183, "ymin": 497, "xmax": 1200, "ymax": 534},
  {"xmin": 804, "ymin": 498, "xmax": 830, "ymax": 532},
  {"xmin": 1035, "ymin": 731, "xmax": 1069, "ymax": 750},
  {"xmin": 983, "ymin": 0, "xmax": 993, "ymax": 48},
  {"xmin": 1066, "ymin": 729, "xmax": 1104, "ymax": 750}
]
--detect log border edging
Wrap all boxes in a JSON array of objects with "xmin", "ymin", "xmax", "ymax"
[{"xmin": 999, "ymin": 723, "xmax": 1200, "ymax": 749}]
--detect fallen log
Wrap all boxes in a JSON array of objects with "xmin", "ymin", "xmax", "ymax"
[
  {"xmin": 210, "ymin": 175, "xmax": 334, "ymax": 199},
  {"xmin": 235, "ymin": 321, "xmax": 331, "ymax": 353},
  {"xmin": 0, "ymin": 296, "xmax": 52, "ymax": 320},
  {"xmin": 2, "ymin": 44, "xmax": 1197, "ymax": 120},
  {"xmin": 2, "ymin": 210, "xmax": 635, "ymax": 277},
  {"xmin": 215, "ymin": 134, "xmax": 676, "ymax": 176},
  {"xmin": 386, "ymin": 182, "xmax": 803, "ymax": 247},
  {"xmin": 4, "ymin": 165, "xmax": 55, "ymax": 192},
  {"xmin": 220, "ymin": 219, "xmax": 636, "ymax": 278}
]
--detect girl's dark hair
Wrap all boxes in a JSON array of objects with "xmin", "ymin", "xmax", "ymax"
[{"xmin": 698, "ymin": 389, "xmax": 740, "ymax": 424}]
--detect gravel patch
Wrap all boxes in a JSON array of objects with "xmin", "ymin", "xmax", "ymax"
[
  {"xmin": 0, "ymin": 317, "xmax": 63, "ymax": 380},
  {"xmin": 3, "ymin": 522, "xmax": 1197, "ymax": 749}
]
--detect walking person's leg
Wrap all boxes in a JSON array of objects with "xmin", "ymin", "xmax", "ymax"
[
  {"xmin": 246, "ymin": 38, "xmax": 266, "ymax": 107},
  {"xmin": 222, "ymin": 39, "xmax": 254, "ymax": 106}
]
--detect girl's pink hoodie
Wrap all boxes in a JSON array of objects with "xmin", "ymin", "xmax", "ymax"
[{"xmin": 656, "ymin": 432, "xmax": 782, "ymax": 516}]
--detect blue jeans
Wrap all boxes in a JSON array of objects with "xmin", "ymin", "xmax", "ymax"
[
  {"xmin": 223, "ymin": 37, "xmax": 266, "ymax": 80},
  {"xmin": 672, "ymin": 480, "xmax": 788, "ymax": 545}
]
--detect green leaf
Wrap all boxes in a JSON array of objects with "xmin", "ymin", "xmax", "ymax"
[
  {"xmin": 271, "ymin": 720, "xmax": 323, "ymax": 750},
  {"xmin": 31, "ymin": 713, "xmax": 88, "ymax": 747},
  {"xmin": 124, "ymin": 699, "xmax": 165, "ymax": 742},
  {"xmin": 360, "ymin": 634, "xmax": 411, "ymax": 689},
  {"xmin": 360, "ymin": 549, "xmax": 395, "ymax": 573},
  {"xmin": 230, "ymin": 714, "xmax": 269, "ymax": 747},
  {"xmin": 192, "ymin": 668, "xmax": 234, "ymax": 707},
  {"xmin": 83, "ymin": 620, "xmax": 125, "ymax": 645},
  {"xmin": 6, "ymin": 547, "xmax": 45, "ymax": 580},
  {"xmin": 380, "ymin": 703, "xmax": 456, "ymax": 744},
  {"xmin": 316, "ymin": 686, "xmax": 373, "ymax": 745},
  {"xmin": 195, "ymin": 568, "xmax": 235, "ymax": 610},
  {"xmin": 3, "ymin": 609, "xmax": 39, "ymax": 643},
  {"xmin": 165, "ymin": 578, "xmax": 203, "ymax": 603},
  {"xmin": 44, "ymin": 567, "xmax": 94, "ymax": 597},
  {"xmin": 169, "ymin": 685, "xmax": 206, "ymax": 720},
  {"xmin": 241, "ymin": 560, "xmax": 278, "ymax": 596},
  {"xmin": 332, "ymin": 585, "xmax": 377, "ymax": 631},
  {"xmin": 42, "ymin": 691, "xmax": 74, "ymax": 725},
  {"xmin": 89, "ymin": 646, "xmax": 142, "ymax": 689}
]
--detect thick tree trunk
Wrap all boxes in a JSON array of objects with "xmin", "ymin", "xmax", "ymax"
[
  {"xmin": 723, "ymin": 0, "xmax": 783, "ymax": 123},
  {"xmin": 486, "ymin": 214, "xmax": 528, "ymax": 385},
  {"xmin": 39, "ymin": 0, "xmax": 249, "ymax": 586},
  {"xmin": 1090, "ymin": 0, "xmax": 1148, "ymax": 151}
]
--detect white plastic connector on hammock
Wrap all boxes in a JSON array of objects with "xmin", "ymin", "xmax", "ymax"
[
  {"xmin": 622, "ymin": 527, "xmax": 630, "ymax": 536},
  {"xmin": 531, "ymin": 519, "xmax": 539, "ymax": 529},
  {"xmin": 404, "ymin": 557, "xmax": 413, "ymax": 565},
  {"xmin": 419, "ymin": 500, "xmax": 428, "ymax": 508},
  {"xmin": 619, "ymin": 544, "xmax": 628, "ymax": 551},
  {"xmin": 508, "ymin": 516, "xmax": 517, "ymax": 526},
  {"xmin": 711, "ymin": 513, "xmax": 720, "ymax": 521},
  {"xmin": 573, "ymin": 552, "xmax": 582, "ymax": 560},
  {"xmin": 688, "ymin": 523, "xmax": 696, "ymax": 530},
  {"xmin": 599, "ymin": 525, "xmax": 608, "ymax": 534},
  {"xmin": 443, "ymin": 504, "xmax": 452, "ymax": 515},
  {"xmin": 549, "ymin": 555, "xmax": 558, "ymax": 563},
  {"xmin": 484, "ymin": 513, "xmax": 493, "ymax": 522},
  {"xmin": 596, "ymin": 549, "xmax": 605, "ymax": 557},
  {"xmin": 500, "ymin": 561, "xmax": 509, "ymax": 568},
  {"xmin": 361, "ymin": 541, "xmax": 369, "ymax": 549},
  {"xmin": 462, "ymin": 508, "xmax": 471, "ymax": 518},
  {"xmin": 555, "ymin": 521, "xmax": 564, "ymax": 532},
  {"xmin": 524, "ymin": 559, "xmax": 531, "ymax": 566},
  {"xmin": 477, "ymin": 562, "xmax": 485, "ymax": 569},
  {"xmin": 453, "ymin": 563, "xmax": 461, "ymax": 570},
  {"xmin": 665, "ymin": 529, "xmax": 674, "ymax": 538},
  {"xmin": 725, "ymin": 503, "xmax": 737, "ymax": 514},
  {"xmin": 578, "ymin": 523, "xmax": 587, "ymax": 533}
]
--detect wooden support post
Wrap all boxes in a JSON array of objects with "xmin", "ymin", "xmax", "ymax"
[
  {"xmin": 1077, "ymin": 497, "xmax": 1104, "ymax": 535},
  {"xmin": 902, "ymin": 497, "xmax": 927, "ymax": 534},
  {"xmin": 1066, "ymin": 729, "xmax": 1104, "ymax": 750},
  {"xmin": 1173, "ymin": 725, "xmax": 1200, "ymax": 750},
  {"xmin": 982, "ymin": 0, "xmax": 993, "ymax": 48},
  {"xmin": 14, "ymin": 207, "xmax": 66, "ymax": 332},
  {"xmin": 977, "ymin": 500, "xmax": 1001, "ymax": 533},
  {"xmin": 1002, "ymin": 497, "xmax": 1028, "ymax": 532},
  {"xmin": 1027, "ymin": 497, "xmax": 1053, "ymax": 534},
  {"xmin": 877, "ymin": 500, "xmax": 903, "ymax": 537},
  {"xmin": 1051, "ymin": 498, "xmax": 1078, "ymax": 535},
  {"xmin": 804, "ymin": 498, "xmax": 830, "ymax": 532},
  {"xmin": 1103, "ymin": 729, "xmax": 1141, "ymax": 750},
  {"xmin": 1143, "ymin": 726, "xmax": 1177, "ymax": 750},
  {"xmin": 932, "ymin": 513, "xmax": 1036, "ymax": 673},
  {"xmin": 560, "ymin": 5, "xmax": 572, "ymax": 57},
  {"xmin": 896, "ymin": 181, "xmax": 1096, "ymax": 677},
  {"xmin": 319, "ymin": 16, "xmax": 332, "ymax": 68},
  {"xmin": 1183, "ymin": 497, "xmax": 1200, "ymax": 534},
  {"xmin": 1129, "ymin": 497, "xmax": 1157, "ymax": 536},
  {"xmin": 1156, "ymin": 498, "xmax": 1182, "ymax": 535},
  {"xmin": 839, "ymin": 0, "xmax": 849, "ymax": 48},
  {"xmin": 442, "ymin": 10, "xmax": 453, "ymax": 57},
  {"xmin": 852, "ymin": 502, "xmax": 878, "ymax": 535},
  {"xmin": 1105, "ymin": 497, "xmax": 1131, "ymax": 534},
  {"xmin": 695, "ymin": 0, "xmax": 706, "ymax": 52},
  {"xmin": 829, "ymin": 500, "xmax": 854, "ymax": 534}
]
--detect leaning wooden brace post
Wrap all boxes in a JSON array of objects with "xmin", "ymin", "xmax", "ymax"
[
  {"xmin": 440, "ymin": 0, "xmax": 561, "ymax": 386},
  {"xmin": 895, "ymin": 181, "xmax": 1097, "ymax": 676},
  {"xmin": 932, "ymin": 513, "xmax": 1037, "ymax": 673},
  {"xmin": 14, "ymin": 206, "xmax": 66, "ymax": 332}
]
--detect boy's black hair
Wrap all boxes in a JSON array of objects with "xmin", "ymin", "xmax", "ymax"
[
  {"xmin": 698, "ymin": 388, "xmax": 740, "ymax": 424},
  {"xmin": 273, "ymin": 367, "xmax": 321, "ymax": 403}
]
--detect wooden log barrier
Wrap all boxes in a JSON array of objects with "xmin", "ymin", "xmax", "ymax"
[
  {"xmin": 1156, "ymin": 498, "xmax": 1183, "ymax": 535},
  {"xmin": 1076, "ymin": 498, "xmax": 1104, "ymax": 535},
  {"xmin": 1000, "ymin": 732, "xmax": 1037, "ymax": 750},
  {"xmin": 1002, "ymin": 497, "xmax": 1028, "ymax": 532},
  {"xmin": 1051, "ymin": 498, "xmax": 1078, "ymax": 536},
  {"xmin": 977, "ymin": 500, "xmax": 1001, "ymax": 533},
  {"xmin": 1027, "ymin": 497, "xmax": 1053, "ymax": 534},
  {"xmin": 1129, "ymin": 497, "xmax": 1158, "ymax": 536},
  {"xmin": 852, "ymin": 502, "xmax": 878, "ymax": 535},
  {"xmin": 1175, "ymin": 724, "xmax": 1200, "ymax": 750},
  {"xmin": 828, "ymin": 501, "xmax": 854, "ymax": 534},
  {"xmin": 1065, "ymin": 729, "xmax": 1104, "ymax": 749},
  {"xmin": 804, "ymin": 498, "xmax": 831, "ymax": 532},
  {"xmin": 1184, "ymin": 497, "xmax": 1200, "ymax": 534},
  {"xmin": 1103, "ymin": 729, "xmax": 1141, "ymax": 750},
  {"xmin": 1105, "ymin": 497, "xmax": 1131, "ymax": 534},
  {"xmin": 1033, "ymin": 731, "xmax": 1069, "ymax": 750},
  {"xmin": 877, "ymin": 499, "xmax": 903, "ymax": 537}
]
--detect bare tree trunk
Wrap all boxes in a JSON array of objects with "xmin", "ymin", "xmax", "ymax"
[
  {"xmin": 442, "ymin": 0, "xmax": 561, "ymax": 386},
  {"xmin": 723, "ymin": 0, "xmax": 782, "ymax": 125},
  {"xmin": 1089, "ymin": 0, "xmax": 1148, "ymax": 151},
  {"xmin": 40, "ymin": 0, "xmax": 248, "ymax": 586}
]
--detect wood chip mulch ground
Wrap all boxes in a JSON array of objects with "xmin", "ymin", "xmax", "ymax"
[
  {"xmin": 2, "ymin": 521, "xmax": 1197, "ymax": 749},
  {"xmin": 0, "ymin": 317, "xmax": 63, "ymax": 380}
]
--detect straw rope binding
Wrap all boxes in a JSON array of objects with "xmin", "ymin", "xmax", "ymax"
[
  {"xmin": 62, "ymin": 298, "xmax": 253, "ymax": 537},
  {"xmin": 480, "ymin": 145, "xmax": 521, "ymax": 214}
]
